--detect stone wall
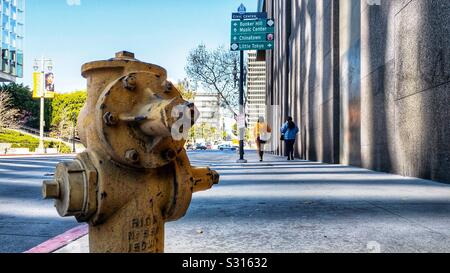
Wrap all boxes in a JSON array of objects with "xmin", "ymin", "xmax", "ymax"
[{"xmin": 263, "ymin": 0, "xmax": 449, "ymax": 183}]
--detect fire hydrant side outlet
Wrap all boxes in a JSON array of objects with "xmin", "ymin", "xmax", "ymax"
[{"xmin": 42, "ymin": 51, "xmax": 220, "ymax": 253}]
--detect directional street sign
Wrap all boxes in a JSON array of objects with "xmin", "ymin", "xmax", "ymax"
[
  {"xmin": 230, "ymin": 17, "xmax": 275, "ymax": 51},
  {"xmin": 231, "ymin": 19, "xmax": 274, "ymax": 35},
  {"xmin": 230, "ymin": 41, "xmax": 274, "ymax": 51},
  {"xmin": 232, "ymin": 33, "xmax": 273, "ymax": 43},
  {"xmin": 232, "ymin": 12, "xmax": 267, "ymax": 20}
]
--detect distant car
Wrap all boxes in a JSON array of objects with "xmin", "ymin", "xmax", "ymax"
[
  {"xmin": 206, "ymin": 142, "xmax": 213, "ymax": 150},
  {"xmin": 195, "ymin": 143, "xmax": 207, "ymax": 150},
  {"xmin": 218, "ymin": 143, "xmax": 237, "ymax": 151},
  {"xmin": 186, "ymin": 143, "xmax": 194, "ymax": 150}
]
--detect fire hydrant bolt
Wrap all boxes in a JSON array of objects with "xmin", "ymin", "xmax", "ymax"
[
  {"xmin": 123, "ymin": 75, "xmax": 137, "ymax": 90},
  {"xmin": 164, "ymin": 81, "xmax": 173, "ymax": 92},
  {"xmin": 125, "ymin": 149, "xmax": 140, "ymax": 163},
  {"xmin": 164, "ymin": 149, "xmax": 177, "ymax": 161},
  {"xmin": 103, "ymin": 112, "xmax": 117, "ymax": 126}
]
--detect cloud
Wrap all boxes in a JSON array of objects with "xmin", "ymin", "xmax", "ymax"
[{"xmin": 66, "ymin": 0, "xmax": 81, "ymax": 6}]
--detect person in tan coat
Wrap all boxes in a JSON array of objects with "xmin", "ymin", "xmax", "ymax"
[{"xmin": 253, "ymin": 116, "xmax": 272, "ymax": 162}]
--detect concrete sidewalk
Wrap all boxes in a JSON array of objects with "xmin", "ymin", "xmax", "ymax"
[{"xmin": 52, "ymin": 151, "xmax": 450, "ymax": 253}]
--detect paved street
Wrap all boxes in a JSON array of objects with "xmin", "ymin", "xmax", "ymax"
[
  {"xmin": 55, "ymin": 150, "xmax": 450, "ymax": 253},
  {"xmin": 0, "ymin": 155, "xmax": 79, "ymax": 253}
]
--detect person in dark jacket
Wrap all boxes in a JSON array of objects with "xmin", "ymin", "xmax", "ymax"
[{"xmin": 280, "ymin": 117, "xmax": 299, "ymax": 160}]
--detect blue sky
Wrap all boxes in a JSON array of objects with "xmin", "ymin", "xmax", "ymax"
[{"xmin": 19, "ymin": 0, "xmax": 257, "ymax": 93}]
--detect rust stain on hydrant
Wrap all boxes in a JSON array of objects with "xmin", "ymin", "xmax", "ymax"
[{"xmin": 42, "ymin": 51, "xmax": 219, "ymax": 253}]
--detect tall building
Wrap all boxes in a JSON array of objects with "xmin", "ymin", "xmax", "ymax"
[
  {"xmin": 259, "ymin": 0, "xmax": 449, "ymax": 183},
  {"xmin": 246, "ymin": 51, "xmax": 266, "ymax": 129},
  {"xmin": 193, "ymin": 92, "xmax": 221, "ymax": 140},
  {"xmin": 0, "ymin": 0, "xmax": 25, "ymax": 82}
]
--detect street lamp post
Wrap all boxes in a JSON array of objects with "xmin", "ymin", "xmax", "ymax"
[
  {"xmin": 33, "ymin": 57, "xmax": 53, "ymax": 153},
  {"xmin": 72, "ymin": 121, "xmax": 76, "ymax": 153},
  {"xmin": 233, "ymin": 54, "xmax": 247, "ymax": 163}
]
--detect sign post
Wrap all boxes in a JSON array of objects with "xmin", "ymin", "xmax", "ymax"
[
  {"xmin": 231, "ymin": 4, "xmax": 274, "ymax": 163},
  {"xmin": 33, "ymin": 57, "xmax": 54, "ymax": 153}
]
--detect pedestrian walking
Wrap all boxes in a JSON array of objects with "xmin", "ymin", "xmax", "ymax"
[
  {"xmin": 280, "ymin": 116, "xmax": 299, "ymax": 161},
  {"xmin": 254, "ymin": 116, "xmax": 272, "ymax": 162}
]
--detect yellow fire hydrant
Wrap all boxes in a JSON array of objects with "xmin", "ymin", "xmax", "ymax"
[{"xmin": 42, "ymin": 51, "xmax": 219, "ymax": 253}]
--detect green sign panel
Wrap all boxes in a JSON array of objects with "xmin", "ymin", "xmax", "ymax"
[
  {"xmin": 231, "ymin": 19, "xmax": 275, "ymax": 35},
  {"xmin": 231, "ymin": 33, "xmax": 272, "ymax": 43},
  {"xmin": 230, "ymin": 18, "xmax": 275, "ymax": 51},
  {"xmin": 230, "ymin": 41, "xmax": 274, "ymax": 51}
]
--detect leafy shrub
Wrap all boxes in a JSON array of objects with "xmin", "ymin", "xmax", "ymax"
[
  {"xmin": 57, "ymin": 143, "xmax": 72, "ymax": 154},
  {"xmin": 0, "ymin": 129, "xmax": 72, "ymax": 153}
]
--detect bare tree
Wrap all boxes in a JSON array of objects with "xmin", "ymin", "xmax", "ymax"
[
  {"xmin": 49, "ymin": 107, "xmax": 76, "ymax": 142},
  {"xmin": 0, "ymin": 91, "xmax": 20, "ymax": 130},
  {"xmin": 186, "ymin": 44, "xmax": 240, "ymax": 116}
]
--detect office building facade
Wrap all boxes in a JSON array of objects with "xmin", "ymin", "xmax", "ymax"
[
  {"xmin": 246, "ymin": 51, "xmax": 267, "ymax": 130},
  {"xmin": 259, "ymin": 0, "xmax": 449, "ymax": 183},
  {"xmin": 0, "ymin": 0, "xmax": 25, "ymax": 82},
  {"xmin": 194, "ymin": 92, "xmax": 222, "ymax": 139}
]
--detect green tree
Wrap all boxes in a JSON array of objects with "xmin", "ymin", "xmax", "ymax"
[
  {"xmin": 51, "ymin": 91, "xmax": 87, "ymax": 138},
  {"xmin": 176, "ymin": 79, "xmax": 196, "ymax": 101},
  {"xmin": 188, "ymin": 126, "xmax": 196, "ymax": 143},
  {"xmin": 232, "ymin": 123, "xmax": 238, "ymax": 137},
  {"xmin": 222, "ymin": 130, "xmax": 228, "ymax": 140}
]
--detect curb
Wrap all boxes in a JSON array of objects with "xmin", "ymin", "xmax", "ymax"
[{"xmin": 24, "ymin": 225, "xmax": 88, "ymax": 253}]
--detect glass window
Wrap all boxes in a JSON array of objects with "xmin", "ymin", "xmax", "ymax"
[
  {"xmin": 16, "ymin": 23, "xmax": 24, "ymax": 36},
  {"xmin": 17, "ymin": 63, "xmax": 22, "ymax": 77},
  {"xmin": 17, "ymin": 9, "xmax": 24, "ymax": 23},
  {"xmin": 4, "ymin": 6, "xmax": 10, "ymax": 17},
  {"xmin": 16, "ymin": 51, "xmax": 22, "ymax": 65},
  {"xmin": 11, "ymin": 6, "xmax": 16, "ymax": 20},
  {"xmin": 17, "ymin": 0, "xmax": 25, "ymax": 10},
  {"xmin": 3, "ymin": 15, "xmax": 9, "ymax": 28},
  {"xmin": 16, "ymin": 36, "xmax": 22, "ymax": 50},
  {"xmin": 2, "ymin": 30, "xmax": 9, "ymax": 45},
  {"xmin": 10, "ymin": 33, "xmax": 16, "ymax": 47},
  {"xmin": 17, "ymin": 64, "xmax": 22, "ymax": 77},
  {"xmin": 2, "ymin": 55, "xmax": 10, "ymax": 74},
  {"xmin": 10, "ymin": 50, "xmax": 16, "ymax": 76}
]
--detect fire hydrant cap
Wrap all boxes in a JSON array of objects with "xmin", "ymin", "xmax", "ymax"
[
  {"xmin": 115, "ymin": 51, "xmax": 135, "ymax": 59},
  {"xmin": 43, "ymin": 180, "xmax": 60, "ymax": 199}
]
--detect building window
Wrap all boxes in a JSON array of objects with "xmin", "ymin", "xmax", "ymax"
[{"xmin": 1, "ymin": 0, "xmax": 25, "ymax": 80}]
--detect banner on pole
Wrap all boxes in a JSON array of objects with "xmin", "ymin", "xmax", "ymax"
[
  {"xmin": 33, "ymin": 72, "xmax": 55, "ymax": 99},
  {"xmin": 44, "ymin": 73, "xmax": 55, "ymax": 99},
  {"xmin": 32, "ymin": 72, "xmax": 43, "ymax": 98}
]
